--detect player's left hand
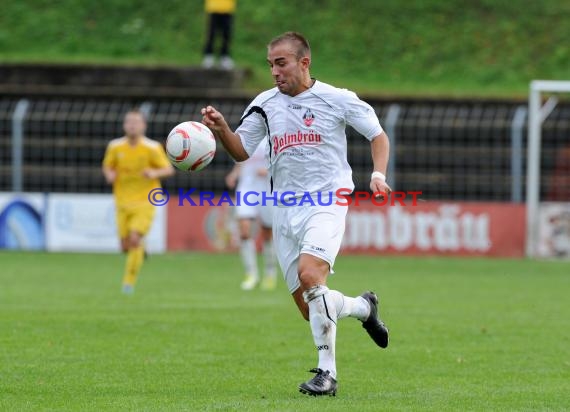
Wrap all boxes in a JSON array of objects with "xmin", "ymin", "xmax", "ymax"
[
  {"xmin": 370, "ymin": 176, "xmax": 392, "ymax": 200},
  {"xmin": 142, "ymin": 168, "xmax": 158, "ymax": 179}
]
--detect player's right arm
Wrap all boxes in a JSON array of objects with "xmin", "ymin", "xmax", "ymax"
[
  {"xmin": 102, "ymin": 143, "xmax": 117, "ymax": 184},
  {"xmin": 201, "ymin": 105, "xmax": 249, "ymax": 161}
]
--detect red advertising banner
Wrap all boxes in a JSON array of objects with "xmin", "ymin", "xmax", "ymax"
[
  {"xmin": 342, "ymin": 202, "xmax": 525, "ymax": 257},
  {"xmin": 167, "ymin": 199, "xmax": 526, "ymax": 257},
  {"xmin": 167, "ymin": 198, "xmax": 238, "ymax": 252}
]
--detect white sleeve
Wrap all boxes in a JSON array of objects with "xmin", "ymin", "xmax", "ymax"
[
  {"xmin": 343, "ymin": 91, "xmax": 383, "ymax": 141},
  {"xmin": 235, "ymin": 104, "xmax": 269, "ymax": 157}
]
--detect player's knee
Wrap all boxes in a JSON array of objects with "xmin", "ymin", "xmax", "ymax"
[
  {"xmin": 239, "ymin": 226, "xmax": 250, "ymax": 240},
  {"xmin": 238, "ymin": 219, "xmax": 251, "ymax": 239},
  {"xmin": 261, "ymin": 227, "xmax": 272, "ymax": 241},
  {"xmin": 298, "ymin": 269, "xmax": 323, "ymax": 290},
  {"xmin": 129, "ymin": 233, "xmax": 142, "ymax": 248},
  {"xmin": 298, "ymin": 262, "xmax": 329, "ymax": 290}
]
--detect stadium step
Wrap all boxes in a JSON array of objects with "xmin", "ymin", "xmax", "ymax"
[{"xmin": 0, "ymin": 63, "xmax": 252, "ymax": 98}]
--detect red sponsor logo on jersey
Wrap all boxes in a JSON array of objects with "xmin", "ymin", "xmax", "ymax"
[
  {"xmin": 303, "ymin": 109, "xmax": 314, "ymax": 127},
  {"xmin": 272, "ymin": 130, "xmax": 322, "ymax": 155}
]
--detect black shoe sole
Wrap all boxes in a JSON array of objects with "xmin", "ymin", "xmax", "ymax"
[
  {"xmin": 299, "ymin": 387, "xmax": 336, "ymax": 397},
  {"xmin": 361, "ymin": 291, "xmax": 389, "ymax": 349}
]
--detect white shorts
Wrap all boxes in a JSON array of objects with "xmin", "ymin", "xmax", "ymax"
[
  {"xmin": 235, "ymin": 202, "xmax": 274, "ymax": 227},
  {"xmin": 273, "ymin": 203, "xmax": 347, "ymax": 293}
]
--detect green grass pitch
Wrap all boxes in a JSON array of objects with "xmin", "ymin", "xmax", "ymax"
[{"xmin": 1, "ymin": 251, "xmax": 568, "ymax": 411}]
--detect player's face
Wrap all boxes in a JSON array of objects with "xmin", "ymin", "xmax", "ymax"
[
  {"xmin": 267, "ymin": 42, "xmax": 309, "ymax": 97},
  {"xmin": 123, "ymin": 112, "xmax": 146, "ymax": 138}
]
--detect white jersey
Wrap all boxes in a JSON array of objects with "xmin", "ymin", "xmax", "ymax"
[
  {"xmin": 235, "ymin": 80, "xmax": 383, "ymax": 201},
  {"xmin": 236, "ymin": 139, "xmax": 270, "ymax": 193}
]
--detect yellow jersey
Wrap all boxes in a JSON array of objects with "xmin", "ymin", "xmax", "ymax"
[
  {"xmin": 205, "ymin": 0, "xmax": 236, "ymax": 14},
  {"xmin": 102, "ymin": 136, "xmax": 171, "ymax": 208}
]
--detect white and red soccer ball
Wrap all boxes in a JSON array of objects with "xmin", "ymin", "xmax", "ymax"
[{"xmin": 165, "ymin": 121, "xmax": 216, "ymax": 172}]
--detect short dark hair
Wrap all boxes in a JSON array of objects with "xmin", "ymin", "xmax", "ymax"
[{"xmin": 268, "ymin": 32, "xmax": 311, "ymax": 59}]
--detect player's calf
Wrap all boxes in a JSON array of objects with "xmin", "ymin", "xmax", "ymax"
[{"xmin": 292, "ymin": 288, "xmax": 310, "ymax": 321}]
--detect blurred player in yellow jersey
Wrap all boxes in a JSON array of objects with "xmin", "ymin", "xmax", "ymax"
[{"xmin": 102, "ymin": 109, "xmax": 174, "ymax": 294}]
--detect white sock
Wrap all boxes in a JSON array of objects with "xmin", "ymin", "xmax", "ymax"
[
  {"xmin": 327, "ymin": 290, "xmax": 371, "ymax": 321},
  {"xmin": 262, "ymin": 240, "xmax": 277, "ymax": 278},
  {"xmin": 239, "ymin": 238, "xmax": 258, "ymax": 278},
  {"xmin": 303, "ymin": 285, "xmax": 337, "ymax": 379}
]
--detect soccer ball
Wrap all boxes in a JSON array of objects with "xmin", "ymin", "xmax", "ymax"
[{"xmin": 165, "ymin": 121, "xmax": 216, "ymax": 171}]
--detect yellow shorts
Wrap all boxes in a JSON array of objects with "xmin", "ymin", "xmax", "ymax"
[{"xmin": 116, "ymin": 205, "xmax": 155, "ymax": 239}]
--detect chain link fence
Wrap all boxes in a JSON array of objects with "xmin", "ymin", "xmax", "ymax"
[{"xmin": 1, "ymin": 96, "xmax": 569, "ymax": 201}]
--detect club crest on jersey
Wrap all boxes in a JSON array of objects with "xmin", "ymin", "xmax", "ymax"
[{"xmin": 303, "ymin": 109, "xmax": 314, "ymax": 127}]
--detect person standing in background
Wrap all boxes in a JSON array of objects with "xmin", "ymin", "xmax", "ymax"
[
  {"xmin": 225, "ymin": 139, "xmax": 278, "ymax": 291},
  {"xmin": 202, "ymin": 0, "xmax": 237, "ymax": 70},
  {"xmin": 102, "ymin": 109, "xmax": 174, "ymax": 295}
]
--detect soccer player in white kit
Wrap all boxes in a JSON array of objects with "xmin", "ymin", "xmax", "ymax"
[
  {"xmin": 225, "ymin": 139, "xmax": 278, "ymax": 290},
  {"xmin": 201, "ymin": 32, "xmax": 391, "ymax": 396}
]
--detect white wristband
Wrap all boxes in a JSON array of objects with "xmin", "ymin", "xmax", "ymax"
[{"xmin": 371, "ymin": 171, "xmax": 386, "ymax": 182}]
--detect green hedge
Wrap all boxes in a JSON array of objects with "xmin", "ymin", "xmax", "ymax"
[{"xmin": 1, "ymin": 0, "xmax": 568, "ymax": 96}]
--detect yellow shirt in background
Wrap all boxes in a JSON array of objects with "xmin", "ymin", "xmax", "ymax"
[
  {"xmin": 205, "ymin": 0, "xmax": 236, "ymax": 14},
  {"xmin": 102, "ymin": 136, "xmax": 170, "ymax": 208}
]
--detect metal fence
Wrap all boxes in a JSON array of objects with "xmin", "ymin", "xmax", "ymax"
[{"xmin": 1, "ymin": 96, "xmax": 569, "ymax": 201}]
